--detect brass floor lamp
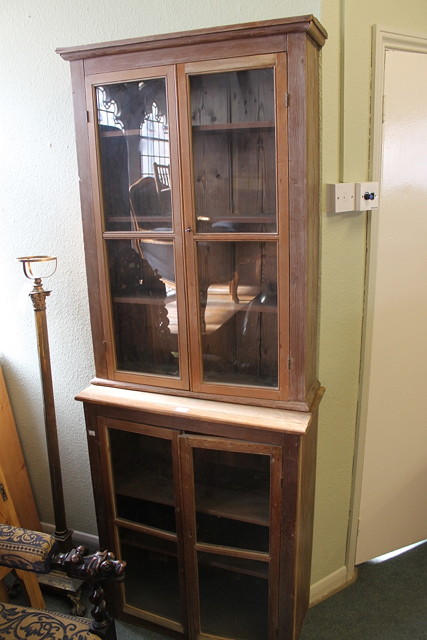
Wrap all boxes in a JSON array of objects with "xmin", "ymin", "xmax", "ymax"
[{"xmin": 17, "ymin": 255, "xmax": 85, "ymax": 614}]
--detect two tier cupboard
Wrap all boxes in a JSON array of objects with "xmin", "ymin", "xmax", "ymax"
[{"xmin": 58, "ymin": 14, "xmax": 327, "ymax": 640}]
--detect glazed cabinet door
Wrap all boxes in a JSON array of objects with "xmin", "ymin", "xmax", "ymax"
[
  {"xmin": 99, "ymin": 418, "xmax": 188, "ymax": 635},
  {"xmin": 180, "ymin": 435, "xmax": 283, "ymax": 640},
  {"xmin": 85, "ymin": 66, "xmax": 189, "ymax": 390},
  {"xmin": 178, "ymin": 54, "xmax": 289, "ymax": 402},
  {"xmin": 84, "ymin": 52, "xmax": 290, "ymax": 404}
]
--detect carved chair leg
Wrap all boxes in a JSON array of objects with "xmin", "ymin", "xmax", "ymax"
[{"xmin": 88, "ymin": 584, "xmax": 116, "ymax": 640}]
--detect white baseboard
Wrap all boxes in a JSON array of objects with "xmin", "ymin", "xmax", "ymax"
[
  {"xmin": 309, "ymin": 565, "xmax": 350, "ymax": 605},
  {"xmin": 40, "ymin": 522, "xmax": 99, "ymax": 552}
]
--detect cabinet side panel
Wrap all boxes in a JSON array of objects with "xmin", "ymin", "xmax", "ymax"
[
  {"xmin": 69, "ymin": 60, "xmax": 107, "ymax": 378},
  {"xmin": 279, "ymin": 433, "xmax": 300, "ymax": 639},
  {"xmin": 305, "ymin": 38, "xmax": 321, "ymax": 402},
  {"xmin": 82, "ymin": 404, "xmax": 115, "ymax": 550},
  {"xmin": 294, "ymin": 414, "xmax": 318, "ymax": 637},
  {"xmin": 287, "ymin": 35, "xmax": 321, "ymax": 403},
  {"xmin": 278, "ymin": 420, "xmax": 317, "ymax": 640}
]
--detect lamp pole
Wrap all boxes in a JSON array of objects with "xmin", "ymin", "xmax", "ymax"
[{"xmin": 18, "ymin": 256, "xmax": 73, "ymax": 553}]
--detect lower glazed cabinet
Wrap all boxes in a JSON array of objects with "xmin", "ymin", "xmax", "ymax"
[{"xmin": 77, "ymin": 386, "xmax": 321, "ymax": 640}]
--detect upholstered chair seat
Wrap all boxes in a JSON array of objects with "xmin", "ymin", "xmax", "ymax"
[
  {"xmin": 0, "ymin": 602, "xmax": 100, "ymax": 639},
  {"xmin": 0, "ymin": 525, "xmax": 125, "ymax": 640}
]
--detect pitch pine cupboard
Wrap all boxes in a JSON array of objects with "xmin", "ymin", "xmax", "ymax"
[{"xmin": 58, "ymin": 15, "xmax": 326, "ymax": 640}]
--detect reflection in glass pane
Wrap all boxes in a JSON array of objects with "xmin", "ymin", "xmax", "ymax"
[
  {"xmin": 119, "ymin": 529, "xmax": 182, "ymax": 624},
  {"xmin": 96, "ymin": 79, "xmax": 172, "ymax": 231},
  {"xmin": 109, "ymin": 429, "xmax": 176, "ymax": 532},
  {"xmin": 198, "ymin": 555, "xmax": 269, "ymax": 640},
  {"xmin": 197, "ymin": 241, "xmax": 278, "ymax": 387},
  {"xmin": 193, "ymin": 448, "xmax": 270, "ymax": 552},
  {"xmin": 106, "ymin": 239, "xmax": 179, "ymax": 377},
  {"xmin": 190, "ymin": 68, "xmax": 276, "ymax": 233}
]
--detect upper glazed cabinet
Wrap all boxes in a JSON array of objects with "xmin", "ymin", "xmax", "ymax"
[{"xmin": 58, "ymin": 16, "xmax": 327, "ymax": 410}]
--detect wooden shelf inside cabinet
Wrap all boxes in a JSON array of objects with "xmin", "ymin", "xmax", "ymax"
[
  {"xmin": 115, "ymin": 471, "xmax": 174, "ymax": 508},
  {"xmin": 119, "ymin": 529, "xmax": 178, "ymax": 554},
  {"xmin": 192, "ymin": 121, "xmax": 274, "ymax": 132},
  {"xmin": 196, "ymin": 214, "xmax": 275, "ymax": 224},
  {"xmin": 115, "ymin": 472, "xmax": 269, "ymax": 526},
  {"xmin": 197, "ymin": 554, "xmax": 269, "ymax": 580},
  {"xmin": 103, "ymin": 216, "xmax": 172, "ymax": 227},
  {"xmin": 119, "ymin": 528, "xmax": 269, "ymax": 580},
  {"xmin": 196, "ymin": 483, "xmax": 269, "ymax": 526},
  {"xmin": 113, "ymin": 294, "xmax": 171, "ymax": 306},
  {"xmin": 100, "ymin": 128, "xmax": 141, "ymax": 138}
]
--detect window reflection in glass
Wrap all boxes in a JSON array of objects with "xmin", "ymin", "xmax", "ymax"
[{"xmin": 96, "ymin": 79, "xmax": 172, "ymax": 232}]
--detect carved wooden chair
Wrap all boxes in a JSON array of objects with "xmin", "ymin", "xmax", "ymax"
[
  {"xmin": 0, "ymin": 524, "xmax": 125, "ymax": 640},
  {"xmin": 129, "ymin": 170, "xmax": 239, "ymax": 319},
  {"xmin": 153, "ymin": 162, "xmax": 171, "ymax": 215}
]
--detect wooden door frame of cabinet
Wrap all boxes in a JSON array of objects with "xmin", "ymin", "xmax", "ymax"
[
  {"xmin": 83, "ymin": 65, "xmax": 191, "ymax": 391},
  {"xmin": 176, "ymin": 53, "xmax": 291, "ymax": 403},
  {"xmin": 87, "ymin": 413, "xmax": 189, "ymax": 635},
  {"xmin": 178, "ymin": 434, "xmax": 283, "ymax": 640}
]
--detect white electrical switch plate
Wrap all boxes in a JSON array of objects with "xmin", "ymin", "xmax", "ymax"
[
  {"xmin": 355, "ymin": 182, "xmax": 379, "ymax": 211},
  {"xmin": 326, "ymin": 183, "xmax": 356, "ymax": 213}
]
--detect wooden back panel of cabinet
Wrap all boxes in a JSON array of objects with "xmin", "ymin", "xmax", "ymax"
[{"xmin": 58, "ymin": 16, "xmax": 326, "ymax": 410}]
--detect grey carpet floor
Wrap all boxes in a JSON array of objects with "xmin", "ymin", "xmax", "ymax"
[
  {"xmin": 300, "ymin": 540, "xmax": 427, "ymax": 639},
  {"xmin": 11, "ymin": 539, "xmax": 427, "ymax": 639}
]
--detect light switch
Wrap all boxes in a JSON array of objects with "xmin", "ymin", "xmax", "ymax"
[
  {"xmin": 326, "ymin": 183, "xmax": 356, "ymax": 213},
  {"xmin": 355, "ymin": 182, "xmax": 380, "ymax": 211}
]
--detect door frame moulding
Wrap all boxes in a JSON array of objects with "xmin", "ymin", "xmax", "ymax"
[{"xmin": 347, "ymin": 25, "xmax": 427, "ymax": 574}]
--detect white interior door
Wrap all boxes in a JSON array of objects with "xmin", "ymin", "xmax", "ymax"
[{"xmin": 356, "ymin": 48, "xmax": 427, "ymax": 564}]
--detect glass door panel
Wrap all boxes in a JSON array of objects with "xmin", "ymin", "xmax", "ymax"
[
  {"xmin": 108, "ymin": 428, "xmax": 176, "ymax": 533},
  {"xmin": 193, "ymin": 447, "xmax": 270, "ymax": 552},
  {"xmin": 94, "ymin": 72, "xmax": 186, "ymax": 382},
  {"xmin": 197, "ymin": 240, "xmax": 278, "ymax": 387},
  {"xmin": 198, "ymin": 554, "xmax": 269, "ymax": 640},
  {"xmin": 96, "ymin": 78, "xmax": 172, "ymax": 232},
  {"xmin": 119, "ymin": 527, "xmax": 182, "ymax": 626},
  {"xmin": 189, "ymin": 68, "xmax": 276, "ymax": 234},
  {"xmin": 106, "ymin": 238, "xmax": 179, "ymax": 377}
]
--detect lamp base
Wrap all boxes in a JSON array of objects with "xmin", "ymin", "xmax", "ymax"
[
  {"xmin": 37, "ymin": 528, "xmax": 85, "ymax": 615},
  {"xmin": 54, "ymin": 527, "xmax": 74, "ymax": 554}
]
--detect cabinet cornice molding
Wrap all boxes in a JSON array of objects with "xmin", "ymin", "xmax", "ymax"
[{"xmin": 56, "ymin": 15, "xmax": 327, "ymax": 61}]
